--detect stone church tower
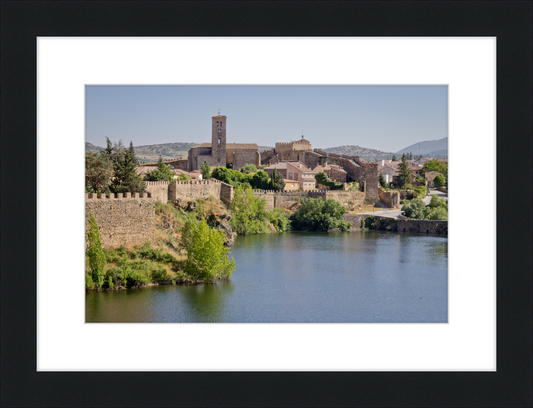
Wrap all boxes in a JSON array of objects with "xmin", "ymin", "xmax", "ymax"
[{"xmin": 211, "ymin": 115, "xmax": 227, "ymax": 167}]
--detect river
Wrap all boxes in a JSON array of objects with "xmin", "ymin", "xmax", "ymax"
[{"xmin": 86, "ymin": 230, "xmax": 448, "ymax": 323}]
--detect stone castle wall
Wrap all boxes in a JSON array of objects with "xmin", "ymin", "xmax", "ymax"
[
  {"xmin": 85, "ymin": 193, "xmax": 156, "ymax": 248},
  {"xmin": 325, "ymin": 190, "xmax": 365, "ymax": 208},
  {"xmin": 378, "ymin": 186, "xmax": 401, "ymax": 208},
  {"xmin": 145, "ymin": 181, "xmax": 170, "ymax": 203},
  {"xmin": 168, "ymin": 179, "xmax": 234, "ymax": 206},
  {"xmin": 233, "ymin": 150, "xmax": 260, "ymax": 170},
  {"xmin": 397, "ymin": 217, "xmax": 448, "ymax": 235},
  {"xmin": 252, "ymin": 190, "xmax": 364, "ymax": 211}
]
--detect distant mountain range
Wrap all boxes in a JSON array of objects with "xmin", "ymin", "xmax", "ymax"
[
  {"xmin": 322, "ymin": 145, "xmax": 394, "ymax": 161},
  {"xmin": 86, "ymin": 137, "xmax": 448, "ymax": 163},
  {"xmin": 396, "ymin": 137, "xmax": 448, "ymax": 158},
  {"xmin": 85, "ymin": 142, "xmax": 273, "ymax": 163}
]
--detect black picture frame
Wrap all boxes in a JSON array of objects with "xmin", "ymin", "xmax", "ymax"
[{"xmin": 1, "ymin": 1, "xmax": 531, "ymax": 407}]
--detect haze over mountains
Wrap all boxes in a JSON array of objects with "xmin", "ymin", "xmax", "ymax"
[
  {"xmin": 395, "ymin": 137, "xmax": 448, "ymax": 157},
  {"xmin": 86, "ymin": 136, "xmax": 448, "ymax": 163}
]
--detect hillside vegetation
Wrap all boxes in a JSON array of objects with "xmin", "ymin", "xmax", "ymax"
[
  {"xmin": 323, "ymin": 145, "xmax": 394, "ymax": 161},
  {"xmin": 86, "ymin": 142, "xmax": 273, "ymax": 162}
]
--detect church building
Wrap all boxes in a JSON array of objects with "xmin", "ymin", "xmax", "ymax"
[{"xmin": 187, "ymin": 115, "xmax": 260, "ymax": 171}]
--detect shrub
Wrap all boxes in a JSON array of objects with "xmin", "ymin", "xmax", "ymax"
[
  {"xmin": 230, "ymin": 185, "xmax": 270, "ymax": 235},
  {"xmin": 86, "ymin": 213, "xmax": 106, "ymax": 289},
  {"xmin": 402, "ymin": 198, "xmax": 429, "ymax": 219},
  {"xmin": 315, "ymin": 171, "xmax": 343, "ymax": 190},
  {"xmin": 428, "ymin": 206, "xmax": 448, "ymax": 220},
  {"xmin": 433, "ymin": 174, "xmax": 446, "ymax": 187},
  {"xmin": 85, "ymin": 273, "xmax": 95, "ymax": 290},
  {"xmin": 290, "ymin": 198, "xmax": 351, "ymax": 231},
  {"xmin": 131, "ymin": 242, "xmax": 177, "ymax": 264},
  {"xmin": 268, "ymin": 207, "xmax": 291, "ymax": 232},
  {"xmin": 241, "ymin": 164, "xmax": 257, "ymax": 174},
  {"xmin": 181, "ymin": 218, "xmax": 235, "ymax": 283}
]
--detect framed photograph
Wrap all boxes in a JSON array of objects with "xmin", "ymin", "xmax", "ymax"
[{"xmin": 2, "ymin": 1, "xmax": 531, "ymax": 406}]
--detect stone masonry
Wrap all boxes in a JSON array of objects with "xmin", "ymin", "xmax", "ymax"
[
  {"xmin": 168, "ymin": 179, "xmax": 234, "ymax": 206},
  {"xmin": 145, "ymin": 181, "xmax": 170, "ymax": 203},
  {"xmin": 252, "ymin": 190, "xmax": 365, "ymax": 211},
  {"xmin": 85, "ymin": 192, "xmax": 156, "ymax": 248}
]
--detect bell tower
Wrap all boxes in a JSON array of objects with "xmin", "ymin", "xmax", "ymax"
[{"xmin": 211, "ymin": 114, "xmax": 227, "ymax": 167}]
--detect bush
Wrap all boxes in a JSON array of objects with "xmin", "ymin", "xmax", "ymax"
[
  {"xmin": 86, "ymin": 213, "xmax": 106, "ymax": 289},
  {"xmin": 181, "ymin": 218, "xmax": 235, "ymax": 283},
  {"xmin": 85, "ymin": 273, "xmax": 95, "ymax": 290},
  {"xmin": 230, "ymin": 185, "xmax": 270, "ymax": 235},
  {"xmin": 131, "ymin": 242, "xmax": 177, "ymax": 264},
  {"xmin": 315, "ymin": 171, "xmax": 343, "ymax": 190},
  {"xmin": 241, "ymin": 164, "xmax": 257, "ymax": 174},
  {"xmin": 433, "ymin": 174, "xmax": 446, "ymax": 187},
  {"xmin": 268, "ymin": 207, "xmax": 291, "ymax": 232},
  {"xmin": 290, "ymin": 198, "xmax": 351, "ymax": 231},
  {"xmin": 402, "ymin": 198, "xmax": 429, "ymax": 219},
  {"xmin": 428, "ymin": 206, "xmax": 448, "ymax": 220}
]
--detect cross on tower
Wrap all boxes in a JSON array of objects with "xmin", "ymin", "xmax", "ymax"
[{"xmin": 218, "ymin": 108, "xmax": 220, "ymax": 115}]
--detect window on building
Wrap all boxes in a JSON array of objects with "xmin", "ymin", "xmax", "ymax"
[
  {"xmin": 216, "ymin": 121, "xmax": 219, "ymax": 126},
  {"xmin": 218, "ymin": 129, "xmax": 221, "ymax": 134},
  {"xmin": 218, "ymin": 138, "xmax": 221, "ymax": 145}
]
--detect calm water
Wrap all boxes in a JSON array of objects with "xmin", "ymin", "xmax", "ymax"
[{"xmin": 86, "ymin": 231, "xmax": 448, "ymax": 323}]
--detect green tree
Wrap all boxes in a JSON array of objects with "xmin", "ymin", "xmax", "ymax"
[
  {"xmin": 85, "ymin": 152, "xmax": 113, "ymax": 193},
  {"xmin": 229, "ymin": 185, "xmax": 270, "ymax": 234},
  {"xmin": 176, "ymin": 172, "xmax": 191, "ymax": 181},
  {"xmin": 241, "ymin": 163, "xmax": 257, "ymax": 174},
  {"xmin": 428, "ymin": 206, "xmax": 448, "ymax": 220},
  {"xmin": 251, "ymin": 170, "xmax": 270, "ymax": 190},
  {"xmin": 181, "ymin": 218, "xmax": 235, "ymax": 283},
  {"xmin": 396, "ymin": 154, "xmax": 414, "ymax": 188},
  {"xmin": 315, "ymin": 171, "xmax": 343, "ymax": 190},
  {"xmin": 86, "ymin": 213, "xmax": 106, "ymax": 289},
  {"xmin": 433, "ymin": 174, "xmax": 446, "ymax": 187},
  {"xmin": 392, "ymin": 154, "xmax": 397, "ymax": 161},
  {"xmin": 144, "ymin": 155, "xmax": 175, "ymax": 182},
  {"xmin": 429, "ymin": 194, "xmax": 447, "ymax": 209},
  {"xmin": 111, "ymin": 141, "xmax": 146, "ymax": 193},
  {"xmin": 421, "ymin": 159, "xmax": 448, "ymax": 185},
  {"xmin": 211, "ymin": 166, "xmax": 231, "ymax": 183},
  {"xmin": 268, "ymin": 169, "xmax": 286, "ymax": 191},
  {"xmin": 200, "ymin": 162, "xmax": 211, "ymax": 179},
  {"xmin": 290, "ymin": 198, "xmax": 351, "ymax": 231},
  {"xmin": 401, "ymin": 198, "xmax": 429, "ymax": 219}
]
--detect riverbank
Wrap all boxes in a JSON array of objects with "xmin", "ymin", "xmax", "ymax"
[{"xmin": 342, "ymin": 213, "xmax": 448, "ymax": 235}]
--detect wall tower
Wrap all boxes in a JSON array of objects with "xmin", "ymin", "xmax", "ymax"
[{"xmin": 211, "ymin": 115, "xmax": 227, "ymax": 167}]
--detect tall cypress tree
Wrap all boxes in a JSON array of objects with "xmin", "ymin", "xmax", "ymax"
[{"xmin": 397, "ymin": 153, "xmax": 414, "ymax": 188}]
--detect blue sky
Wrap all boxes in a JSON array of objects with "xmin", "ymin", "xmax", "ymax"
[{"xmin": 85, "ymin": 85, "xmax": 447, "ymax": 153}]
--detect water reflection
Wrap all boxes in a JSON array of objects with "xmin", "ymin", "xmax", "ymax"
[{"xmin": 86, "ymin": 231, "xmax": 447, "ymax": 323}]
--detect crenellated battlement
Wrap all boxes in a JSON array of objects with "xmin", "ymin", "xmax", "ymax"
[
  {"xmin": 85, "ymin": 192, "xmax": 154, "ymax": 200},
  {"xmin": 145, "ymin": 181, "xmax": 170, "ymax": 186},
  {"xmin": 172, "ymin": 178, "xmax": 223, "ymax": 185},
  {"xmin": 253, "ymin": 189, "xmax": 328, "ymax": 195}
]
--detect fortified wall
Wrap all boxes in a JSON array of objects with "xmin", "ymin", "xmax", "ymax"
[
  {"xmin": 378, "ymin": 186, "xmax": 401, "ymax": 208},
  {"xmin": 145, "ymin": 181, "xmax": 170, "ymax": 203},
  {"xmin": 85, "ymin": 192, "xmax": 156, "ymax": 248},
  {"xmin": 252, "ymin": 190, "xmax": 365, "ymax": 210},
  {"xmin": 168, "ymin": 179, "xmax": 234, "ymax": 206}
]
